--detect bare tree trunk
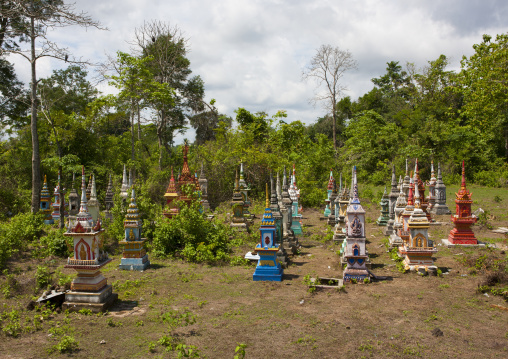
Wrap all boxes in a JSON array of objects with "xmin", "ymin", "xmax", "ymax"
[
  {"xmin": 137, "ymin": 102, "xmax": 141, "ymax": 141},
  {"xmin": 59, "ymin": 167, "xmax": 64, "ymax": 229},
  {"xmin": 130, "ymin": 100, "xmax": 135, "ymax": 178},
  {"xmin": 30, "ymin": 15, "xmax": 41, "ymax": 214}
]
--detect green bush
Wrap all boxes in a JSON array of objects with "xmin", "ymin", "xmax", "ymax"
[
  {"xmin": 152, "ymin": 200, "xmax": 234, "ymax": 264},
  {"xmin": 35, "ymin": 265, "xmax": 52, "ymax": 290},
  {"xmin": 0, "ymin": 212, "xmax": 44, "ymax": 268},
  {"xmin": 38, "ymin": 228, "xmax": 69, "ymax": 257}
]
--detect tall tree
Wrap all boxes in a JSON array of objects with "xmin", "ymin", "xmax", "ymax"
[
  {"xmin": 133, "ymin": 20, "xmax": 205, "ymax": 169},
  {"xmin": 1, "ymin": 0, "xmax": 104, "ymax": 213},
  {"xmin": 460, "ymin": 34, "xmax": 508, "ymax": 160},
  {"xmin": 302, "ymin": 44, "xmax": 357, "ymax": 152}
]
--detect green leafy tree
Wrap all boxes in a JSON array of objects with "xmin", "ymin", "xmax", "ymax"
[
  {"xmin": 460, "ymin": 34, "xmax": 508, "ymax": 161},
  {"xmin": 0, "ymin": 0, "xmax": 104, "ymax": 213},
  {"xmin": 133, "ymin": 20, "xmax": 205, "ymax": 168}
]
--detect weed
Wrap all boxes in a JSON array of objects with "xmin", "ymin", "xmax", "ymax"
[
  {"xmin": 78, "ymin": 308, "xmax": 93, "ymax": 316},
  {"xmin": 295, "ymin": 335, "xmax": 316, "ymax": 345},
  {"xmin": 175, "ymin": 343, "xmax": 201, "ymax": 358},
  {"xmin": 494, "ymin": 195, "xmax": 502, "ymax": 203},
  {"xmin": 106, "ymin": 318, "xmax": 122, "ymax": 327},
  {"xmin": 160, "ymin": 308, "xmax": 197, "ymax": 328},
  {"xmin": 439, "ymin": 284, "xmax": 450, "ymax": 289},
  {"xmin": 50, "ymin": 335, "xmax": 79, "ymax": 354},
  {"xmin": 198, "ymin": 300, "xmax": 208, "ymax": 308},
  {"xmin": 234, "ymin": 343, "xmax": 247, "ymax": 359},
  {"xmin": 136, "ymin": 320, "xmax": 144, "ymax": 327},
  {"xmin": 230, "ymin": 256, "xmax": 250, "ymax": 266},
  {"xmin": 148, "ymin": 341, "xmax": 157, "ymax": 353},
  {"xmin": 158, "ymin": 334, "xmax": 177, "ymax": 351},
  {"xmin": 424, "ymin": 314, "xmax": 441, "ymax": 323},
  {"xmin": 403, "ymin": 310, "xmax": 410, "ymax": 316},
  {"xmin": 35, "ymin": 265, "xmax": 52, "ymax": 290}
]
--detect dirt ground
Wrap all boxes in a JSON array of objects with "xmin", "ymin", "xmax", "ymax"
[{"xmin": 1, "ymin": 185, "xmax": 508, "ymax": 358}]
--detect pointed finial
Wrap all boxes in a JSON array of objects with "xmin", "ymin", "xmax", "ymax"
[
  {"xmin": 234, "ymin": 168, "xmax": 239, "ymax": 191},
  {"xmin": 91, "ymin": 175, "xmax": 97, "ymax": 199},
  {"xmin": 265, "ymin": 183, "xmax": 269, "ymax": 208},
  {"xmin": 405, "ymin": 158, "xmax": 408, "ymax": 175}
]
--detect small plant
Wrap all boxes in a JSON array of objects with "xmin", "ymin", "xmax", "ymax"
[
  {"xmin": 136, "ymin": 320, "xmax": 144, "ymax": 327},
  {"xmin": 51, "ymin": 335, "xmax": 79, "ymax": 354},
  {"xmin": 363, "ymin": 277, "xmax": 370, "ymax": 284},
  {"xmin": 175, "ymin": 343, "xmax": 201, "ymax": 358},
  {"xmin": 35, "ymin": 265, "xmax": 52, "ymax": 290},
  {"xmin": 439, "ymin": 284, "xmax": 450, "ymax": 289},
  {"xmin": 78, "ymin": 308, "xmax": 93, "ymax": 316},
  {"xmin": 234, "ymin": 343, "xmax": 247, "ymax": 359},
  {"xmin": 350, "ymin": 278, "xmax": 358, "ymax": 284},
  {"xmin": 106, "ymin": 318, "xmax": 122, "ymax": 327},
  {"xmin": 424, "ymin": 314, "xmax": 441, "ymax": 323},
  {"xmin": 494, "ymin": 195, "xmax": 502, "ymax": 203},
  {"xmin": 148, "ymin": 341, "xmax": 157, "ymax": 353}
]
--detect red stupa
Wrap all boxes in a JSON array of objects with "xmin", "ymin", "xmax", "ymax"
[
  {"xmin": 162, "ymin": 141, "xmax": 200, "ymax": 219},
  {"xmin": 448, "ymin": 161, "xmax": 477, "ymax": 245}
]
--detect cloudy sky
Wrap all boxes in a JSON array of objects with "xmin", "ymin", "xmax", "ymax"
[{"xmin": 8, "ymin": 0, "xmax": 508, "ymax": 143}]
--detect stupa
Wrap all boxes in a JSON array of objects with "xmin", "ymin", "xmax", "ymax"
[
  {"xmin": 342, "ymin": 166, "xmax": 370, "ymax": 283},
  {"xmin": 402, "ymin": 159, "xmax": 410, "ymax": 198},
  {"xmin": 175, "ymin": 141, "xmax": 198, "ymax": 208},
  {"xmin": 400, "ymin": 174, "xmax": 437, "ymax": 270},
  {"xmin": 327, "ymin": 178, "xmax": 338, "ymax": 226},
  {"xmin": 289, "ymin": 164, "xmax": 303, "ymax": 235},
  {"xmin": 399, "ymin": 174, "xmax": 415, "ymax": 251},
  {"xmin": 333, "ymin": 178, "xmax": 348, "ymax": 243},
  {"xmin": 270, "ymin": 173, "xmax": 287, "ymax": 267},
  {"xmin": 120, "ymin": 165, "xmax": 129, "ymax": 201},
  {"xmin": 376, "ymin": 187, "xmax": 389, "ymax": 226},
  {"xmin": 385, "ymin": 166, "xmax": 398, "ymax": 235},
  {"xmin": 427, "ymin": 161, "xmax": 437, "ymax": 212},
  {"xmin": 63, "ymin": 166, "xmax": 117, "ymax": 312},
  {"xmin": 323, "ymin": 169, "xmax": 334, "ymax": 218},
  {"xmin": 389, "ymin": 177, "xmax": 407, "ymax": 248},
  {"xmin": 238, "ymin": 162, "xmax": 252, "ymax": 220},
  {"xmin": 414, "ymin": 159, "xmax": 432, "ymax": 221},
  {"xmin": 163, "ymin": 168, "xmax": 180, "ymax": 219},
  {"xmin": 230, "ymin": 169, "xmax": 248, "ymax": 231},
  {"xmin": 119, "ymin": 187, "xmax": 150, "ymax": 270},
  {"xmin": 68, "ymin": 173, "xmax": 80, "ymax": 216},
  {"xmin": 445, "ymin": 161, "xmax": 478, "ymax": 245},
  {"xmin": 51, "ymin": 171, "xmax": 68, "ymax": 222},
  {"xmin": 431, "ymin": 163, "xmax": 451, "ymax": 215},
  {"xmin": 253, "ymin": 184, "xmax": 283, "ymax": 281},
  {"xmin": 86, "ymin": 174, "xmax": 92, "ymax": 201},
  {"xmin": 40, "ymin": 175, "xmax": 54, "ymax": 224},
  {"xmin": 276, "ymin": 172, "xmax": 282, "ymax": 209},
  {"xmin": 87, "ymin": 175, "xmax": 100, "ymax": 223},
  {"xmin": 281, "ymin": 166, "xmax": 298, "ymax": 253},
  {"xmin": 198, "ymin": 163, "xmax": 210, "ymax": 212},
  {"xmin": 104, "ymin": 174, "xmax": 114, "ymax": 221}
]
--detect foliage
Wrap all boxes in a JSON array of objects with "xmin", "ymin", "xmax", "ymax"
[
  {"xmin": 35, "ymin": 265, "xmax": 52, "ymax": 290},
  {"xmin": 0, "ymin": 212, "xmax": 44, "ymax": 268},
  {"xmin": 152, "ymin": 200, "xmax": 233, "ymax": 263},
  {"xmin": 37, "ymin": 227, "xmax": 69, "ymax": 258}
]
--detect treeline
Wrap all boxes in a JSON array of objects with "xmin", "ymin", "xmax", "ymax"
[{"xmin": 1, "ymin": 16, "xmax": 507, "ymax": 218}]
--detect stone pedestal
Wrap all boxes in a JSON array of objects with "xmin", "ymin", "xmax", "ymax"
[{"xmin": 253, "ymin": 246, "xmax": 283, "ymax": 281}]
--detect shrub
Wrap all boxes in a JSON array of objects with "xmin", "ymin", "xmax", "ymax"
[
  {"xmin": 152, "ymin": 200, "xmax": 233, "ymax": 264},
  {"xmin": 38, "ymin": 228, "xmax": 69, "ymax": 258},
  {"xmin": 0, "ymin": 212, "xmax": 44, "ymax": 268},
  {"xmin": 35, "ymin": 266, "xmax": 52, "ymax": 290}
]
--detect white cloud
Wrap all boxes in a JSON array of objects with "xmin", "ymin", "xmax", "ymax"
[{"xmin": 7, "ymin": 0, "xmax": 508, "ymax": 145}]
